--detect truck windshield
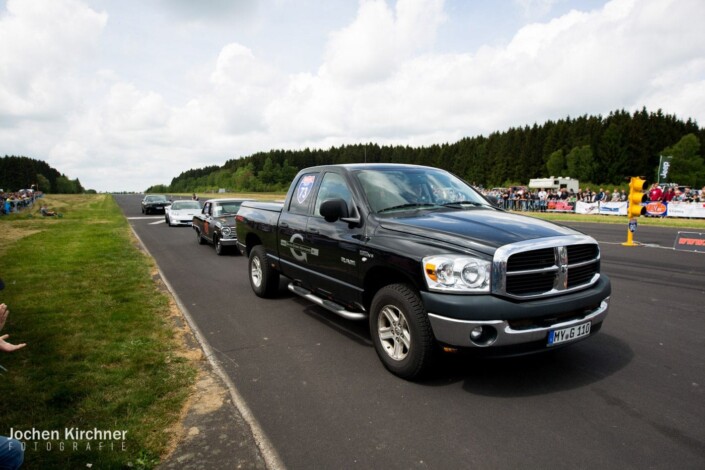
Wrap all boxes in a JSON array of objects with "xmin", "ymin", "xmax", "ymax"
[{"xmin": 355, "ymin": 168, "xmax": 487, "ymax": 214}]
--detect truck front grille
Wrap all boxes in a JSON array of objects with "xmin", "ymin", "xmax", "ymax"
[{"xmin": 492, "ymin": 236, "xmax": 601, "ymax": 300}]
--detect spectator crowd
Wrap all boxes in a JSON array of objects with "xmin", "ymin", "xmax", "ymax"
[
  {"xmin": 0, "ymin": 190, "xmax": 42, "ymax": 215},
  {"xmin": 481, "ymin": 185, "xmax": 705, "ymax": 212}
]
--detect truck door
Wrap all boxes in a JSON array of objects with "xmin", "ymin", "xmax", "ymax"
[
  {"xmin": 277, "ymin": 172, "xmax": 320, "ymax": 282},
  {"xmin": 201, "ymin": 201, "xmax": 213, "ymax": 241},
  {"xmin": 306, "ymin": 171, "xmax": 363, "ymax": 303}
]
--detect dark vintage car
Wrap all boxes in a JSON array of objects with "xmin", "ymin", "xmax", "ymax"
[
  {"xmin": 141, "ymin": 194, "xmax": 171, "ymax": 214},
  {"xmin": 192, "ymin": 198, "xmax": 249, "ymax": 255}
]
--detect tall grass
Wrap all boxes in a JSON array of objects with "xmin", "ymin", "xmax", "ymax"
[{"xmin": 0, "ymin": 195, "xmax": 196, "ymax": 469}]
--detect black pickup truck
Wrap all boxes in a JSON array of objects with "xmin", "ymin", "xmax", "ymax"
[{"xmin": 236, "ymin": 164, "xmax": 611, "ymax": 379}]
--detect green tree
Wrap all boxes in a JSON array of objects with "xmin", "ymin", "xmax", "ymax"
[
  {"xmin": 546, "ymin": 149, "xmax": 565, "ymax": 176},
  {"xmin": 598, "ymin": 121, "xmax": 629, "ymax": 184},
  {"xmin": 661, "ymin": 134, "xmax": 705, "ymax": 187},
  {"xmin": 565, "ymin": 145, "xmax": 595, "ymax": 182},
  {"xmin": 36, "ymin": 174, "xmax": 51, "ymax": 193},
  {"xmin": 55, "ymin": 175, "xmax": 75, "ymax": 193}
]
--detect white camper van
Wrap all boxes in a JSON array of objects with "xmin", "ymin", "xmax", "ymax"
[{"xmin": 529, "ymin": 177, "xmax": 579, "ymax": 193}]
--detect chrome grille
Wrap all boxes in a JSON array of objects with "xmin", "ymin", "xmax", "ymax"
[{"xmin": 492, "ymin": 236, "xmax": 601, "ymax": 300}]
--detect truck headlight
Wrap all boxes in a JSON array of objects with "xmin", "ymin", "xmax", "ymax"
[
  {"xmin": 423, "ymin": 255, "xmax": 491, "ymax": 293},
  {"xmin": 221, "ymin": 226, "xmax": 232, "ymax": 237}
]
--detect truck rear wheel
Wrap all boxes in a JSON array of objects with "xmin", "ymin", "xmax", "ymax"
[
  {"xmin": 249, "ymin": 246, "xmax": 279, "ymax": 297},
  {"xmin": 370, "ymin": 284, "xmax": 435, "ymax": 380}
]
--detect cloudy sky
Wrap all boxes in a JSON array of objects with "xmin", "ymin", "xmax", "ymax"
[{"xmin": 1, "ymin": 0, "xmax": 704, "ymax": 192}]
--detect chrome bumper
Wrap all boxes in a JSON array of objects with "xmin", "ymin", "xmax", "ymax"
[{"xmin": 427, "ymin": 297, "xmax": 610, "ymax": 348}]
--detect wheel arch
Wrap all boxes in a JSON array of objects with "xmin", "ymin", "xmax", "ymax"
[
  {"xmin": 362, "ymin": 265, "xmax": 424, "ymax": 312},
  {"xmin": 244, "ymin": 232, "xmax": 263, "ymax": 257}
]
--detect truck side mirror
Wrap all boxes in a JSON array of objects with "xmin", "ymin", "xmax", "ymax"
[{"xmin": 320, "ymin": 198, "xmax": 349, "ymax": 222}]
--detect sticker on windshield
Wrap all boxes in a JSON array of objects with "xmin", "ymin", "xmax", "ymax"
[{"xmin": 297, "ymin": 175, "xmax": 316, "ymax": 205}]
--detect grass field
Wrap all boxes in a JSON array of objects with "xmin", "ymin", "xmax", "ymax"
[{"xmin": 0, "ymin": 195, "xmax": 197, "ymax": 469}]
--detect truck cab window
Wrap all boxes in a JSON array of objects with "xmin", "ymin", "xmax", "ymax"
[
  {"xmin": 314, "ymin": 173, "xmax": 352, "ymax": 217},
  {"xmin": 289, "ymin": 172, "xmax": 319, "ymax": 215}
]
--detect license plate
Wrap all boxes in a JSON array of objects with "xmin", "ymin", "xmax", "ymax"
[{"xmin": 548, "ymin": 322, "xmax": 591, "ymax": 346}]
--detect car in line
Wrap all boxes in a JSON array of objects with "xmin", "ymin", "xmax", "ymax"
[
  {"xmin": 165, "ymin": 200, "xmax": 202, "ymax": 226},
  {"xmin": 141, "ymin": 194, "xmax": 171, "ymax": 214},
  {"xmin": 192, "ymin": 198, "xmax": 250, "ymax": 255}
]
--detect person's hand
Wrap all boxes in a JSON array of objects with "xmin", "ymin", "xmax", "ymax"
[
  {"xmin": 0, "ymin": 304, "xmax": 26, "ymax": 352},
  {"xmin": 0, "ymin": 303, "xmax": 8, "ymax": 331},
  {"xmin": 0, "ymin": 334, "xmax": 25, "ymax": 352}
]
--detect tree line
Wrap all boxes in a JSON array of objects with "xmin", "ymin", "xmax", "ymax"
[
  {"xmin": 152, "ymin": 108, "xmax": 704, "ymax": 194},
  {"xmin": 0, "ymin": 155, "xmax": 86, "ymax": 194}
]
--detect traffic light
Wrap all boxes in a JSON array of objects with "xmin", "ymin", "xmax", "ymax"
[{"xmin": 627, "ymin": 177, "xmax": 647, "ymax": 218}]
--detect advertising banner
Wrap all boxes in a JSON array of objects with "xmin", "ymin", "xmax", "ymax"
[
  {"xmin": 547, "ymin": 200, "xmax": 575, "ymax": 212},
  {"xmin": 575, "ymin": 201, "xmax": 599, "ymax": 214},
  {"xmin": 658, "ymin": 155, "xmax": 673, "ymax": 184},
  {"xmin": 645, "ymin": 201, "xmax": 668, "ymax": 217},
  {"xmin": 674, "ymin": 232, "xmax": 705, "ymax": 253},
  {"xmin": 598, "ymin": 201, "xmax": 627, "ymax": 216},
  {"xmin": 665, "ymin": 202, "xmax": 705, "ymax": 219}
]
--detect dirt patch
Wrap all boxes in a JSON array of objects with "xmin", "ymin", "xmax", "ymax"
[
  {"xmin": 0, "ymin": 226, "xmax": 42, "ymax": 256},
  {"xmin": 153, "ymin": 271, "xmax": 233, "ymax": 462}
]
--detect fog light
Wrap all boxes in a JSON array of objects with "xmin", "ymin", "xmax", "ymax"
[
  {"xmin": 469, "ymin": 325, "xmax": 497, "ymax": 346},
  {"xmin": 470, "ymin": 326, "xmax": 484, "ymax": 340}
]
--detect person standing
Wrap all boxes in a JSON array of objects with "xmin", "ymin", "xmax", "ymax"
[
  {"xmin": 0, "ymin": 279, "xmax": 26, "ymax": 470},
  {"xmin": 648, "ymin": 184, "xmax": 663, "ymax": 202}
]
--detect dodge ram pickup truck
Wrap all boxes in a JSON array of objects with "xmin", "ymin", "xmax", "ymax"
[{"xmin": 236, "ymin": 164, "xmax": 611, "ymax": 379}]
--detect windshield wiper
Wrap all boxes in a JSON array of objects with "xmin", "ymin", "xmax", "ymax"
[
  {"xmin": 378, "ymin": 203, "xmax": 437, "ymax": 213},
  {"xmin": 440, "ymin": 201, "xmax": 486, "ymax": 208}
]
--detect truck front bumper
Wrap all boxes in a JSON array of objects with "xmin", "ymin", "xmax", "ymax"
[
  {"xmin": 422, "ymin": 275, "xmax": 611, "ymax": 351},
  {"xmin": 218, "ymin": 237, "xmax": 239, "ymax": 246}
]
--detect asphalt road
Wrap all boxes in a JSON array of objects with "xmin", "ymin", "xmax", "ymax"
[{"xmin": 117, "ymin": 194, "xmax": 705, "ymax": 469}]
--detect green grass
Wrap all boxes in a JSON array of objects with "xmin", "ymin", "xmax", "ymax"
[{"xmin": 0, "ymin": 195, "xmax": 197, "ymax": 469}]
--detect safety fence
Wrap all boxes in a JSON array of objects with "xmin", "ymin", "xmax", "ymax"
[{"xmin": 559, "ymin": 200, "xmax": 705, "ymax": 219}]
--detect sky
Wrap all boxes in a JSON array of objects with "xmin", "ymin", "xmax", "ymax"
[{"xmin": 1, "ymin": 0, "xmax": 704, "ymax": 193}]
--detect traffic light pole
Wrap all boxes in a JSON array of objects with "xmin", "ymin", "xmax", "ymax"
[
  {"xmin": 623, "ymin": 218, "xmax": 638, "ymax": 246},
  {"xmin": 622, "ymin": 176, "xmax": 647, "ymax": 247}
]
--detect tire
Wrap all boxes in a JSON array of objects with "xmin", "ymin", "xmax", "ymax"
[
  {"xmin": 248, "ymin": 245, "xmax": 279, "ymax": 298},
  {"xmin": 369, "ymin": 284, "xmax": 435, "ymax": 380},
  {"xmin": 196, "ymin": 228, "xmax": 206, "ymax": 245},
  {"xmin": 214, "ymin": 236, "xmax": 227, "ymax": 255}
]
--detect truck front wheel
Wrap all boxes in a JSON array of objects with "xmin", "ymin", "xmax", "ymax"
[
  {"xmin": 370, "ymin": 284, "xmax": 435, "ymax": 380},
  {"xmin": 196, "ymin": 229, "xmax": 206, "ymax": 245},
  {"xmin": 214, "ymin": 236, "xmax": 226, "ymax": 255},
  {"xmin": 249, "ymin": 246, "xmax": 280, "ymax": 297}
]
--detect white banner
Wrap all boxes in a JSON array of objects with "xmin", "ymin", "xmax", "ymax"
[
  {"xmin": 598, "ymin": 201, "xmax": 627, "ymax": 216},
  {"xmin": 569, "ymin": 201, "xmax": 705, "ymax": 218},
  {"xmin": 666, "ymin": 202, "xmax": 705, "ymax": 219},
  {"xmin": 575, "ymin": 201, "xmax": 600, "ymax": 215}
]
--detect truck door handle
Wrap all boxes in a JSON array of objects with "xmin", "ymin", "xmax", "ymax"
[
  {"xmin": 280, "ymin": 222, "xmax": 289, "ymax": 228},
  {"xmin": 308, "ymin": 228, "xmax": 319, "ymax": 234}
]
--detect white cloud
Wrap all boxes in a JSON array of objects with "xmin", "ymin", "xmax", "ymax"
[
  {"xmin": 0, "ymin": 0, "xmax": 106, "ymax": 120},
  {"xmin": 1, "ymin": 0, "xmax": 704, "ymax": 192},
  {"xmin": 322, "ymin": 0, "xmax": 445, "ymax": 85}
]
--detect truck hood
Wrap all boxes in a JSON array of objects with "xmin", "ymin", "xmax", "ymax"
[
  {"xmin": 217, "ymin": 215, "xmax": 237, "ymax": 227},
  {"xmin": 377, "ymin": 208, "xmax": 580, "ymax": 255}
]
